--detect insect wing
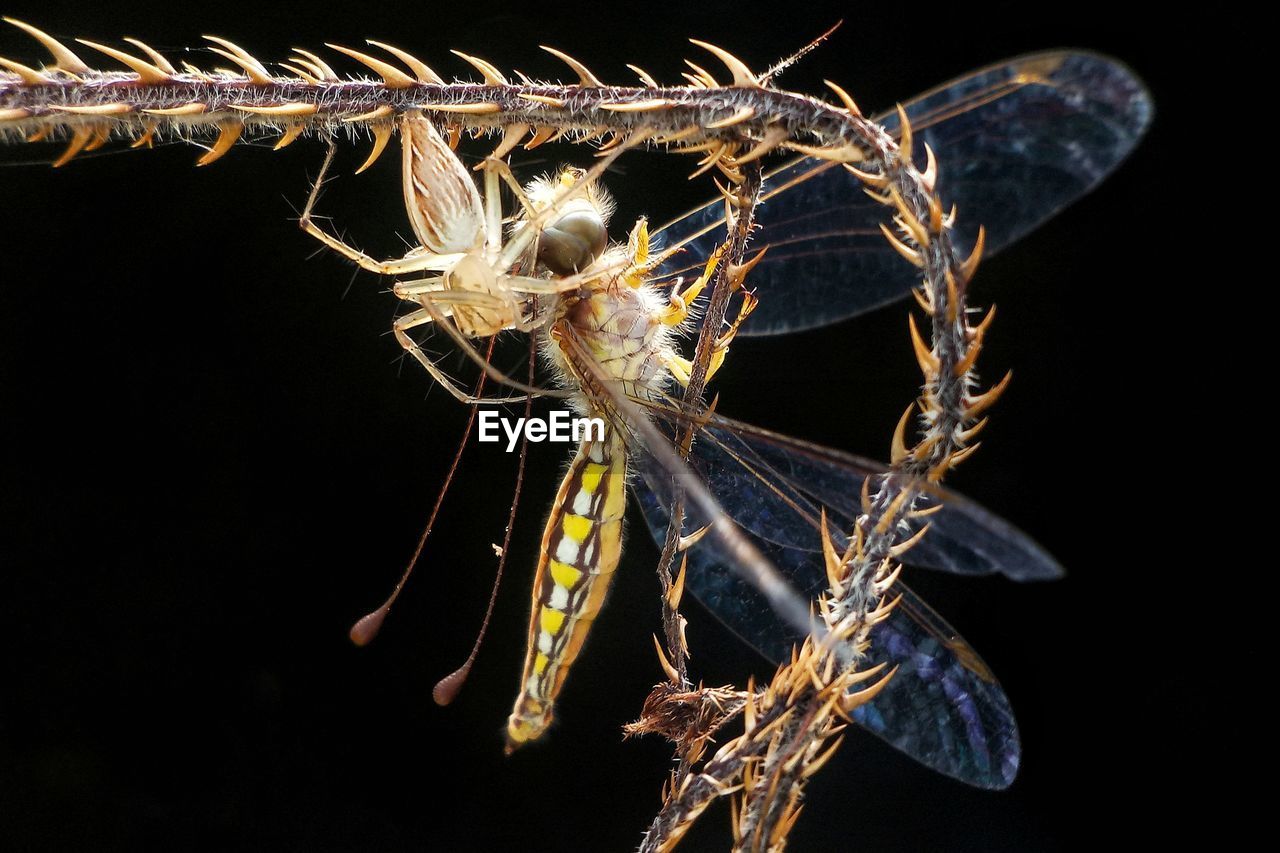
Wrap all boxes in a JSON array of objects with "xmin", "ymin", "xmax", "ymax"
[
  {"xmin": 645, "ymin": 418, "xmax": 1063, "ymax": 581},
  {"xmin": 650, "ymin": 51, "xmax": 1153, "ymax": 334},
  {"xmin": 631, "ymin": 419, "xmax": 1053, "ymax": 787}
]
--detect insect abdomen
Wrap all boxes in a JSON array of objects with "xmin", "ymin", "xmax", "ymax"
[{"xmin": 505, "ymin": 426, "xmax": 626, "ymax": 752}]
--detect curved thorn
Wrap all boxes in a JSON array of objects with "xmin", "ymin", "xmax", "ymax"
[
  {"xmin": 50, "ymin": 103, "xmax": 131, "ymax": 116},
  {"xmin": 956, "ymin": 417, "xmax": 988, "ymax": 444},
  {"xmin": 889, "ymin": 522, "xmax": 931, "ymax": 558},
  {"xmin": 343, "ymin": 105, "xmax": 394, "ymax": 123},
  {"xmin": 52, "ymin": 127, "xmax": 92, "ymax": 167},
  {"xmin": 74, "ymin": 39, "xmax": 168, "ymax": 83},
  {"xmin": 879, "ymin": 222, "xmax": 924, "ymax": 267},
  {"xmin": 325, "ymin": 43, "xmax": 415, "ymax": 88},
  {"xmin": 599, "ymin": 98, "xmax": 675, "ymax": 112},
  {"xmin": 735, "ymin": 126, "xmax": 788, "ymax": 165},
  {"xmin": 130, "ymin": 123, "xmax": 156, "ymax": 148},
  {"xmin": 0, "ymin": 108, "xmax": 31, "ymax": 122},
  {"xmin": 911, "ymin": 286, "xmax": 934, "ymax": 314},
  {"xmin": 945, "ymin": 269, "xmax": 960, "ymax": 324},
  {"xmin": 143, "ymin": 102, "xmax": 205, "ymax": 116},
  {"xmin": 689, "ymin": 39, "xmax": 758, "ymax": 87},
  {"xmin": 0, "ymin": 56, "xmax": 51, "ymax": 84},
  {"xmin": 203, "ymin": 36, "xmax": 273, "ymax": 84},
  {"xmin": 956, "ymin": 307, "xmax": 995, "ymax": 377},
  {"xmin": 524, "ymin": 125, "xmax": 556, "ymax": 149},
  {"xmin": 651, "ymin": 636, "xmax": 681, "ymax": 685},
  {"xmin": 965, "ymin": 371, "xmax": 1012, "ymax": 419},
  {"xmin": 959, "ymin": 225, "xmax": 985, "ymax": 283},
  {"xmin": 928, "ymin": 194, "xmax": 945, "ymax": 232},
  {"xmin": 539, "ymin": 46, "xmax": 602, "ymax": 86},
  {"xmin": 687, "ymin": 143, "xmax": 729, "ymax": 179},
  {"xmin": 823, "ymin": 78, "xmax": 862, "ymax": 117},
  {"xmin": 517, "ymin": 93, "xmax": 566, "ymax": 107},
  {"xmin": 450, "ymin": 50, "xmax": 507, "ymax": 85},
  {"xmin": 820, "ymin": 510, "xmax": 846, "ymax": 594},
  {"xmin": 430, "ymin": 102, "xmax": 500, "ymax": 114},
  {"xmin": 891, "ymin": 402, "xmax": 916, "ymax": 464},
  {"xmin": 843, "ymin": 163, "xmax": 888, "ymax": 188},
  {"xmin": 874, "ymin": 563, "xmax": 904, "ymax": 595},
  {"xmin": 122, "ymin": 38, "xmax": 177, "ymax": 75},
  {"xmin": 626, "ymin": 63, "xmax": 659, "ymax": 87},
  {"xmin": 83, "ymin": 126, "xmax": 110, "ymax": 152},
  {"xmin": 229, "ymin": 103, "xmax": 318, "ymax": 117},
  {"xmin": 5, "ymin": 18, "xmax": 90, "ymax": 74},
  {"xmin": 953, "ymin": 336, "xmax": 983, "ymax": 378},
  {"xmin": 368, "ymin": 39, "xmax": 443, "ymax": 84},
  {"xmin": 921, "ymin": 142, "xmax": 938, "ymax": 192},
  {"xmin": 896, "ymin": 103, "xmax": 913, "ymax": 157},
  {"xmin": 890, "ymin": 189, "xmax": 929, "ymax": 247},
  {"xmin": 705, "ymin": 106, "xmax": 755, "ymax": 128},
  {"xmin": 784, "ymin": 140, "xmax": 864, "ymax": 163},
  {"xmin": 483, "ymin": 123, "xmax": 528, "ymax": 162},
  {"xmin": 970, "ymin": 303, "xmax": 997, "ymax": 339},
  {"xmin": 945, "ymin": 444, "xmax": 982, "ymax": 470},
  {"xmin": 291, "ymin": 48, "xmax": 338, "ymax": 81},
  {"xmin": 651, "ymin": 125, "xmax": 701, "ymax": 145},
  {"xmin": 683, "ymin": 59, "xmax": 719, "ymax": 88},
  {"xmin": 667, "ymin": 555, "xmax": 687, "ymax": 608},
  {"xmin": 196, "ymin": 122, "xmax": 243, "ymax": 166},
  {"xmin": 355, "ymin": 124, "xmax": 393, "ymax": 174},
  {"xmin": 278, "ymin": 62, "xmax": 321, "ymax": 85},
  {"xmin": 273, "ymin": 123, "xmax": 305, "ymax": 150}
]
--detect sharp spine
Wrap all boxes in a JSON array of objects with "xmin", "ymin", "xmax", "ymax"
[
  {"xmin": 75, "ymin": 39, "xmax": 169, "ymax": 83},
  {"xmin": 450, "ymin": 50, "xmax": 507, "ymax": 85},
  {"xmin": 368, "ymin": 40, "xmax": 442, "ymax": 84},
  {"xmin": 688, "ymin": 39, "xmax": 759, "ymax": 87},
  {"xmin": 539, "ymin": 46, "xmax": 603, "ymax": 87},
  {"xmin": 325, "ymin": 43, "xmax": 416, "ymax": 88},
  {"xmin": 196, "ymin": 122, "xmax": 243, "ymax": 166},
  {"xmin": 203, "ymin": 36, "xmax": 274, "ymax": 84},
  {"xmin": 5, "ymin": 18, "xmax": 91, "ymax": 74}
]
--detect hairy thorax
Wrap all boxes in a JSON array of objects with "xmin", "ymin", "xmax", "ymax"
[{"xmin": 550, "ymin": 252, "xmax": 675, "ymax": 409}]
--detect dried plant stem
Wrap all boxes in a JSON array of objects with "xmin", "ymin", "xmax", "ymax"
[{"xmin": 639, "ymin": 103, "xmax": 1005, "ymax": 852}]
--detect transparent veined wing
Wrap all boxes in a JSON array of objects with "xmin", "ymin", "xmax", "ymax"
[
  {"xmin": 631, "ymin": 414, "xmax": 1060, "ymax": 788},
  {"xmin": 649, "ymin": 51, "xmax": 1154, "ymax": 335}
]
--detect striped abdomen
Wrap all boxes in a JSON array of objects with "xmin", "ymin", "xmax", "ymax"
[{"xmin": 505, "ymin": 426, "xmax": 627, "ymax": 752}]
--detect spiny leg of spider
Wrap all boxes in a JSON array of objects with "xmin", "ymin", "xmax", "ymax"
[
  {"xmin": 395, "ymin": 295, "xmax": 561, "ymax": 403},
  {"xmin": 298, "ymin": 138, "xmax": 465, "ymax": 277},
  {"xmin": 393, "ymin": 295, "xmax": 532, "ymax": 405}
]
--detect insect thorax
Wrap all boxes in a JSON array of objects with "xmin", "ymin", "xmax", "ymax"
[{"xmin": 547, "ymin": 254, "xmax": 675, "ymax": 414}]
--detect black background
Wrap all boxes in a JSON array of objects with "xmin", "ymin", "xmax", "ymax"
[{"xmin": 0, "ymin": 2, "xmax": 1208, "ymax": 850}]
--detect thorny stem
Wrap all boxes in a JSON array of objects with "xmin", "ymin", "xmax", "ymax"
[
  {"xmin": 652, "ymin": 164, "xmax": 763, "ymax": 784},
  {"xmin": 3, "ymin": 73, "xmax": 882, "ymax": 158},
  {"xmin": 641, "ymin": 101, "xmax": 1000, "ymax": 853}
]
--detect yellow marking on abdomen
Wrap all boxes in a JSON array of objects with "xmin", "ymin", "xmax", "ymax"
[
  {"xmin": 562, "ymin": 513, "xmax": 593, "ymax": 543},
  {"xmin": 550, "ymin": 560, "xmax": 582, "ymax": 589},
  {"xmin": 506, "ymin": 425, "xmax": 628, "ymax": 752},
  {"xmin": 540, "ymin": 606, "xmax": 566, "ymax": 635}
]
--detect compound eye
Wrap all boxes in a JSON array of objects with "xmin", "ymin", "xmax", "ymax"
[{"xmin": 539, "ymin": 209, "xmax": 608, "ymax": 275}]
